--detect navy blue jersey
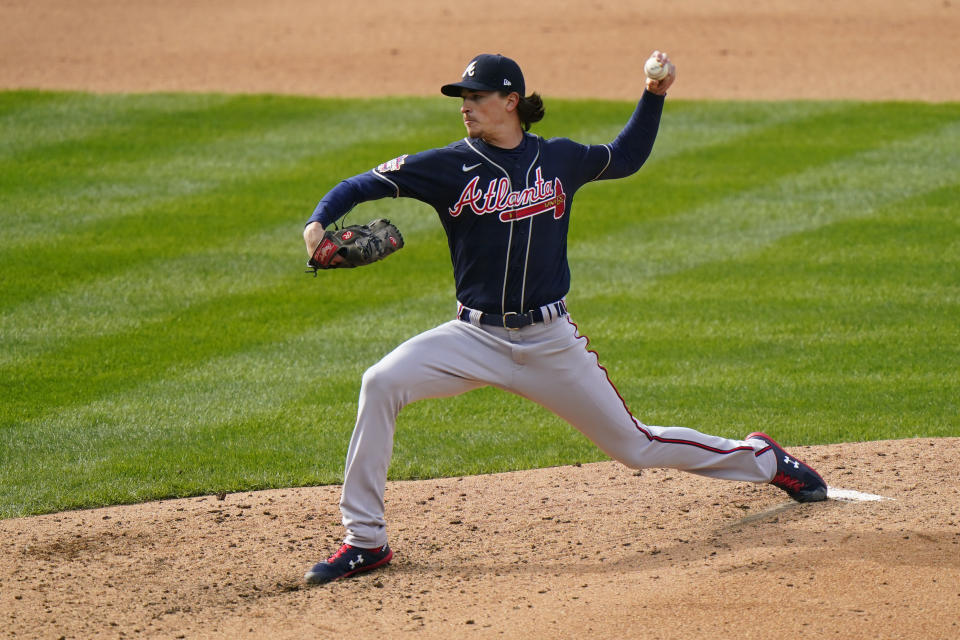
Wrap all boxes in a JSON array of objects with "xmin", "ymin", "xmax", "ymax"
[{"xmin": 307, "ymin": 91, "xmax": 665, "ymax": 314}]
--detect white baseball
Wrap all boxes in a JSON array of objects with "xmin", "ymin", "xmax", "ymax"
[{"xmin": 644, "ymin": 56, "xmax": 668, "ymax": 81}]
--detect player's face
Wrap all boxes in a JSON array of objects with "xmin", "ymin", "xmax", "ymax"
[{"xmin": 459, "ymin": 90, "xmax": 517, "ymax": 140}]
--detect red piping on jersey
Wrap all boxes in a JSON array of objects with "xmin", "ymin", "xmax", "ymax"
[{"xmin": 565, "ymin": 317, "xmax": 757, "ymax": 456}]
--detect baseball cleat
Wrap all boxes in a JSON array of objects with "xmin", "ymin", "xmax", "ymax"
[
  {"xmin": 304, "ymin": 543, "xmax": 393, "ymax": 585},
  {"xmin": 747, "ymin": 432, "xmax": 828, "ymax": 503}
]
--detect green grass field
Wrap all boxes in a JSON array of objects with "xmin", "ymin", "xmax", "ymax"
[{"xmin": 1, "ymin": 91, "xmax": 958, "ymax": 519}]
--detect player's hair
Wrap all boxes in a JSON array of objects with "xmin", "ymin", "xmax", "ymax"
[{"xmin": 505, "ymin": 92, "xmax": 545, "ymax": 131}]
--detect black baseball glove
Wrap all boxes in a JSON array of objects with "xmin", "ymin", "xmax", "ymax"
[{"xmin": 306, "ymin": 218, "xmax": 404, "ymax": 274}]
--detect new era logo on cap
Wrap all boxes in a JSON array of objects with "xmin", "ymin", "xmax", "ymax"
[{"xmin": 441, "ymin": 54, "xmax": 525, "ymax": 97}]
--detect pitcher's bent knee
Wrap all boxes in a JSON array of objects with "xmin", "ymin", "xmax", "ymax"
[{"xmin": 359, "ymin": 358, "xmax": 410, "ymax": 406}]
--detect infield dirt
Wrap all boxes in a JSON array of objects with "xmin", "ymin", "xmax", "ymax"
[{"xmin": 2, "ymin": 1, "xmax": 959, "ymax": 639}]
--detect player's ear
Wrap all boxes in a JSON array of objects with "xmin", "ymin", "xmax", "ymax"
[{"xmin": 504, "ymin": 92, "xmax": 520, "ymax": 112}]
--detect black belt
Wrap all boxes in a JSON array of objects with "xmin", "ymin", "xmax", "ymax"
[{"xmin": 458, "ymin": 301, "xmax": 567, "ymax": 330}]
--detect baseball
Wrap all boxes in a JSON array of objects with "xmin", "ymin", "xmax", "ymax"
[{"xmin": 644, "ymin": 56, "xmax": 668, "ymax": 81}]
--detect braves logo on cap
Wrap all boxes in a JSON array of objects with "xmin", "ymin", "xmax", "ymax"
[{"xmin": 441, "ymin": 54, "xmax": 525, "ymax": 101}]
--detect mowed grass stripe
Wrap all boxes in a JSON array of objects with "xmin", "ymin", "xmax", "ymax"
[
  {"xmin": 0, "ymin": 92, "xmax": 236, "ymax": 158},
  {"xmin": 1, "ymin": 93, "xmax": 296, "ymax": 241},
  {"xmin": 3, "ymin": 97, "xmax": 844, "ymax": 396},
  {"xmin": 2, "ymin": 290, "xmax": 591, "ymax": 518},
  {"xmin": 3, "ymin": 97, "xmax": 956, "ymax": 418},
  {"xmin": 2, "ymin": 93, "xmax": 958, "ymax": 517},
  {"xmin": 1, "ymin": 195, "xmax": 448, "ymax": 353},
  {"xmin": 539, "ymin": 99, "xmax": 849, "ymax": 158},
  {"xmin": 0, "ymin": 226, "xmax": 450, "ymax": 424},
  {"xmin": 1, "ymin": 96, "xmax": 457, "ymax": 306},
  {"xmin": 0, "ymin": 293, "xmax": 450, "ymax": 517},
  {"xmin": 3, "ymin": 100, "xmax": 928, "ymax": 323},
  {"xmin": 570, "ymin": 101, "xmax": 960, "ymax": 242},
  {"xmin": 1, "ymin": 295, "xmax": 602, "ymax": 518},
  {"xmin": 579, "ymin": 183, "xmax": 959, "ymax": 445},
  {"xmin": 571, "ymin": 115, "xmax": 959, "ymax": 439},
  {"xmin": 1, "ymin": 92, "xmax": 453, "ymax": 190},
  {"xmin": 570, "ymin": 115, "xmax": 960, "ymax": 293}
]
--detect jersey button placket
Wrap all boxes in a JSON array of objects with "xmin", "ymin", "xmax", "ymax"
[{"xmin": 503, "ymin": 221, "xmax": 528, "ymax": 312}]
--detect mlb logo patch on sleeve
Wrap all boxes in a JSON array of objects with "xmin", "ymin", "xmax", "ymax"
[{"xmin": 377, "ymin": 155, "xmax": 409, "ymax": 173}]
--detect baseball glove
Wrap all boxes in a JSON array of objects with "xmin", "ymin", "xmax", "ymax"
[{"xmin": 306, "ymin": 218, "xmax": 404, "ymax": 274}]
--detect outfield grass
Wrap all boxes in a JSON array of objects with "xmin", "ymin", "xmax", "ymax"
[{"xmin": 1, "ymin": 92, "xmax": 958, "ymax": 518}]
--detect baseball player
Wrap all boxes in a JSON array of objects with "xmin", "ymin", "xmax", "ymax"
[{"xmin": 302, "ymin": 52, "xmax": 828, "ymax": 585}]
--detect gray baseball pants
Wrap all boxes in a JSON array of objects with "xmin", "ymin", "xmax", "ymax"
[{"xmin": 339, "ymin": 308, "xmax": 776, "ymax": 549}]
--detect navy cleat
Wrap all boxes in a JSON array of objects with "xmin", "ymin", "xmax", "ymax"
[
  {"xmin": 304, "ymin": 543, "xmax": 393, "ymax": 585},
  {"xmin": 747, "ymin": 432, "xmax": 828, "ymax": 503}
]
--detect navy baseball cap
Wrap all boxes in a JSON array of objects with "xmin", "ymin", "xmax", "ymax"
[{"xmin": 440, "ymin": 54, "xmax": 525, "ymax": 97}]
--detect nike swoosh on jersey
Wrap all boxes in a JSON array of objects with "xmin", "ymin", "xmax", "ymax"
[{"xmin": 461, "ymin": 163, "xmax": 482, "ymax": 172}]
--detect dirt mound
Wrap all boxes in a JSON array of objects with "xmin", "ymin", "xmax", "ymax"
[
  {"xmin": 2, "ymin": 1, "xmax": 958, "ymax": 638},
  {"xmin": 3, "ymin": 439, "xmax": 959, "ymax": 639},
  {"xmin": 2, "ymin": 0, "xmax": 958, "ymax": 101}
]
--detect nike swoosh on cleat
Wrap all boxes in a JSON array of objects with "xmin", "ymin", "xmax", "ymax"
[{"xmin": 462, "ymin": 163, "xmax": 482, "ymax": 172}]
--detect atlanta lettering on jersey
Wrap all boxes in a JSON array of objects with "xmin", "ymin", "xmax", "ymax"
[{"xmin": 447, "ymin": 167, "xmax": 566, "ymax": 222}]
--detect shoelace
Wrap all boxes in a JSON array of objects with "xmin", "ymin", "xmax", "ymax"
[
  {"xmin": 772, "ymin": 471, "xmax": 807, "ymax": 493},
  {"xmin": 326, "ymin": 544, "xmax": 354, "ymax": 563}
]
